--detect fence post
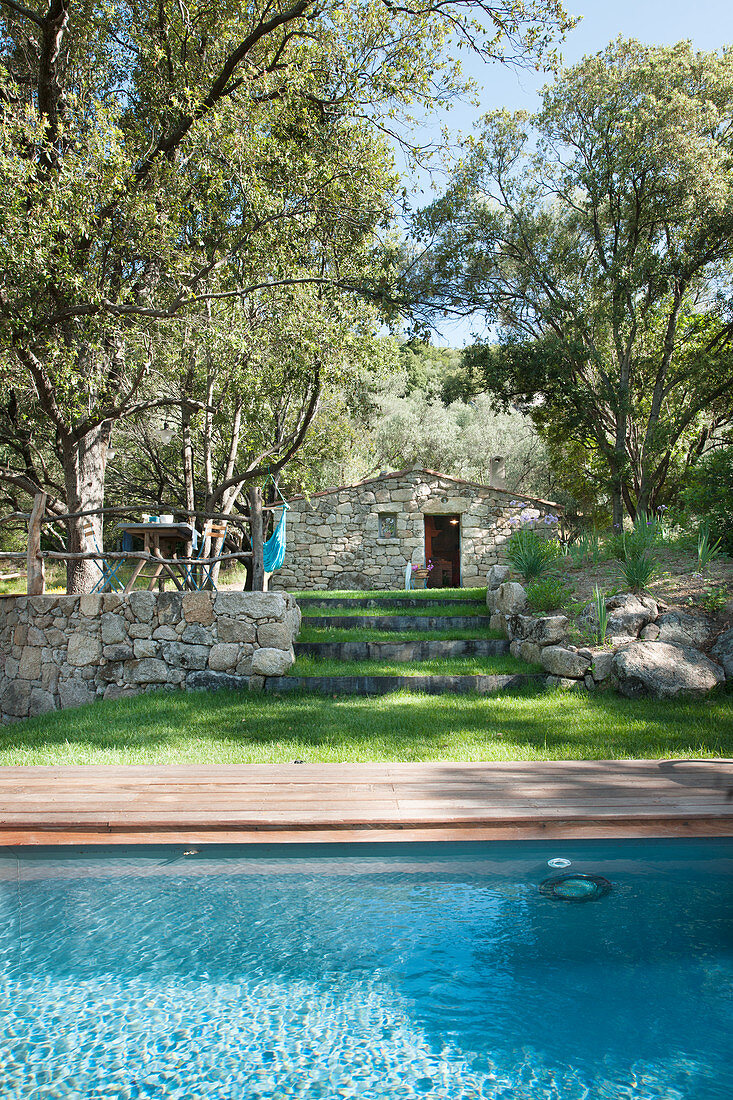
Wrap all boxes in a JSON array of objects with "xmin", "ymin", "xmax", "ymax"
[
  {"xmin": 27, "ymin": 492, "xmax": 47, "ymax": 595},
  {"xmin": 248, "ymin": 485, "xmax": 265, "ymax": 591}
]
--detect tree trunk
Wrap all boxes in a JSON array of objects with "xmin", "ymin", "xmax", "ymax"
[
  {"xmin": 26, "ymin": 492, "xmax": 47, "ymax": 595},
  {"xmin": 61, "ymin": 423, "xmax": 111, "ymax": 593},
  {"xmin": 248, "ymin": 485, "xmax": 265, "ymax": 592}
]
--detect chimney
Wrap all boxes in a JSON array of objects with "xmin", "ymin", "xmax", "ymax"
[{"xmin": 490, "ymin": 455, "xmax": 506, "ymax": 490}]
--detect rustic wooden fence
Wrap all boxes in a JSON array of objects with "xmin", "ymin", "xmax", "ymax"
[{"xmin": 0, "ymin": 489, "xmax": 275, "ymax": 596}]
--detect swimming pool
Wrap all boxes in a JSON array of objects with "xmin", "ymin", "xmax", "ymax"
[{"xmin": 1, "ymin": 838, "xmax": 732, "ymax": 1099}]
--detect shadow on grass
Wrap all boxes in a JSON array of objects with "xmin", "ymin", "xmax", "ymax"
[{"xmin": 1, "ymin": 685, "xmax": 732, "ymax": 764}]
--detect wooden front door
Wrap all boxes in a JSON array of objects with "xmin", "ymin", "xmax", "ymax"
[{"xmin": 424, "ymin": 515, "xmax": 461, "ymax": 587}]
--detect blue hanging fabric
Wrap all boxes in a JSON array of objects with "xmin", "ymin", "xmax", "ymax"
[{"xmin": 262, "ymin": 504, "xmax": 289, "ymax": 572}]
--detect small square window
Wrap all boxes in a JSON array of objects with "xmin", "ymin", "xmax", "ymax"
[{"xmin": 378, "ymin": 513, "xmax": 398, "ymax": 539}]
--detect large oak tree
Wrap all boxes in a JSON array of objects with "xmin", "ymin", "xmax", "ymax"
[
  {"xmin": 415, "ymin": 39, "xmax": 733, "ymax": 525},
  {"xmin": 0, "ymin": 0, "xmax": 574, "ymax": 589}
]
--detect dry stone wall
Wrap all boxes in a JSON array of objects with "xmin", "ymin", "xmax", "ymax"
[
  {"xmin": 273, "ymin": 469, "xmax": 558, "ymax": 591},
  {"xmin": 0, "ymin": 591, "xmax": 300, "ymax": 722},
  {"xmin": 486, "ymin": 573, "xmax": 727, "ymax": 698}
]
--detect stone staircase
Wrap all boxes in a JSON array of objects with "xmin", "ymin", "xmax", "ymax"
[{"xmin": 265, "ymin": 592, "xmax": 545, "ymax": 695}]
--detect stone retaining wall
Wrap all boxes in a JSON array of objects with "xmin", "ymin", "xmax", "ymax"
[
  {"xmin": 0, "ymin": 591, "xmax": 300, "ymax": 722},
  {"xmin": 272, "ymin": 468, "xmax": 558, "ymax": 591}
]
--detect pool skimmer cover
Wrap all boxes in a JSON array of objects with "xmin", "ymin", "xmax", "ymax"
[{"xmin": 539, "ymin": 873, "xmax": 612, "ymax": 902}]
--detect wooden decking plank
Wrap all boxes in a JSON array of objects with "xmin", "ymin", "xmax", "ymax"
[{"xmin": 1, "ymin": 759, "xmax": 731, "ymax": 844}]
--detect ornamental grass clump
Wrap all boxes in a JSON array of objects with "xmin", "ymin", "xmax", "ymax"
[
  {"xmin": 611, "ymin": 511, "xmax": 665, "ymax": 562},
  {"xmin": 615, "ymin": 551, "xmax": 662, "ymax": 593},
  {"xmin": 697, "ymin": 526, "xmax": 722, "ymax": 572},
  {"xmin": 526, "ymin": 575, "xmax": 574, "ymax": 612},
  {"xmin": 592, "ymin": 585, "xmax": 609, "ymax": 646},
  {"xmin": 507, "ymin": 528, "xmax": 561, "ymax": 583},
  {"xmin": 566, "ymin": 531, "xmax": 603, "ymax": 567}
]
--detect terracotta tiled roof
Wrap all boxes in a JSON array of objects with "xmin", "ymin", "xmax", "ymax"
[{"xmin": 285, "ymin": 467, "xmax": 560, "ymax": 509}]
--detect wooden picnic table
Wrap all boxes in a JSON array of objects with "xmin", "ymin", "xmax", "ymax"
[{"xmin": 118, "ymin": 522, "xmax": 196, "ymax": 592}]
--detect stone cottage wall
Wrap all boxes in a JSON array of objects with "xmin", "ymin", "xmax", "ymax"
[
  {"xmin": 0, "ymin": 591, "xmax": 300, "ymax": 723},
  {"xmin": 272, "ymin": 468, "xmax": 558, "ymax": 591}
]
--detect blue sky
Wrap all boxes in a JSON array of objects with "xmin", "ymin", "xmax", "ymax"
[{"xmin": 409, "ymin": 0, "xmax": 733, "ymax": 345}]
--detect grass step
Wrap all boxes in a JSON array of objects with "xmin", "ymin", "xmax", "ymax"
[
  {"xmin": 264, "ymin": 673, "xmax": 544, "ymax": 696},
  {"xmin": 300, "ymin": 602, "xmax": 486, "ymax": 619},
  {"xmin": 295, "ymin": 639, "xmax": 510, "ymax": 662},
  {"xmin": 291, "ymin": 654, "xmax": 532, "ymax": 677},
  {"xmin": 293, "ymin": 587, "xmax": 487, "ymax": 602},
  {"xmin": 301, "ymin": 614, "xmax": 493, "ymax": 631},
  {"xmin": 296, "ymin": 595, "xmax": 485, "ymax": 611},
  {"xmin": 297, "ymin": 626, "xmax": 502, "ymax": 644}
]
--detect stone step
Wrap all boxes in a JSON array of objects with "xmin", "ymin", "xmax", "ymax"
[
  {"xmin": 295, "ymin": 639, "xmax": 510, "ymax": 661},
  {"xmin": 297, "ymin": 596, "xmax": 484, "ymax": 610},
  {"xmin": 264, "ymin": 673, "xmax": 544, "ymax": 696},
  {"xmin": 301, "ymin": 614, "xmax": 493, "ymax": 631}
]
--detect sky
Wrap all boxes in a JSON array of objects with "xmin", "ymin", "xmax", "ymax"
[{"xmin": 408, "ymin": 0, "xmax": 733, "ymax": 345}]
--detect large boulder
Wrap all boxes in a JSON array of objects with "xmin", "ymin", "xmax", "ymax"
[
  {"xmin": 588, "ymin": 650, "xmax": 614, "ymax": 682},
  {"xmin": 487, "ymin": 564, "xmax": 510, "ymax": 591},
  {"xmin": 505, "ymin": 613, "xmax": 568, "ymax": 646},
  {"xmin": 495, "ymin": 581, "xmax": 527, "ymax": 615},
  {"xmin": 655, "ymin": 611, "xmax": 714, "ymax": 650},
  {"xmin": 252, "ymin": 647, "xmax": 295, "ymax": 676},
  {"xmin": 540, "ymin": 646, "xmax": 592, "ymax": 679},
  {"xmin": 711, "ymin": 628, "xmax": 733, "ymax": 680},
  {"xmin": 613, "ymin": 641, "xmax": 724, "ymax": 699},
  {"xmin": 605, "ymin": 594, "xmax": 657, "ymax": 638}
]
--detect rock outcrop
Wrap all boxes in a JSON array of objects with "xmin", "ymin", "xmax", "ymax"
[
  {"xmin": 489, "ymin": 571, "xmax": 726, "ymax": 700},
  {"xmin": 614, "ymin": 641, "xmax": 725, "ymax": 699}
]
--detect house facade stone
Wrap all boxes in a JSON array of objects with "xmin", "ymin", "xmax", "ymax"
[{"xmin": 271, "ymin": 467, "xmax": 559, "ymax": 591}]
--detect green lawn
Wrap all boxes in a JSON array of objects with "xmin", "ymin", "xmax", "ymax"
[
  {"xmin": 301, "ymin": 602, "xmax": 487, "ymax": 618},
  {"xmin": 293, "ymin": 587, "xmax": 486, "ymax": 601},
  {"xmin": 297, "ymin": 625, "xmax": 503, "ymax": 643},
  {"xmin": 291, "ymin": 654, "xmax": 535, "ymax": 677},
  {"xmin": 1, "ymin": 686, "xmax": 731, "ymax": 765}
]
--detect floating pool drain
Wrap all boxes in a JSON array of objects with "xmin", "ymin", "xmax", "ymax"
[{"xmin": 539, "ymin": 873, "xmax": 612, "ymax": 902}]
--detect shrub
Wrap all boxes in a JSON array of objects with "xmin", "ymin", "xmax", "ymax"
[
  {"xmin": 699, "ymin": 586, "xmax": 729, "ymax": 614},
  {"xmin": 615, "ymin": 552, "xmax": 662, "ymax": 593},
  {"xmin": 506, "ymin": 528, "xmax": 560, "ymax": 582},
  {"xmin": 681, "ymin": 448, "xmax": 733, "ymax": 555},
  {"xmin": 609, "ymin": 511, "xmax": 665, "ymax": 562},
  {"xmin": 526, "ymin": 575, "xmax": 574, "ymax": 612}
]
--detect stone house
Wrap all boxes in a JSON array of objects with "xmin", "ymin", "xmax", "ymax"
[{"xmin": 271, "ymin": 467, "xmax": 560, "ymax": 591}]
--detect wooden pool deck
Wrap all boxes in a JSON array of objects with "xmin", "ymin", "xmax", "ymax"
[{"xmin": 1, "ymin": 759, "xmax": 732, "ymax": 845}]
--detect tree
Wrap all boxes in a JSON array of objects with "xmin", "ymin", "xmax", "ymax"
[
  {"xmin": 680, "ymin": 446, "xmax": 733, "ymax": 554},
  {"xmin": 0, "ymin": 0, "xmax": 574, "ymax": 590},
  {"xmin": 415, "ymin": 39, "xmax": 733, "ymax": 526},
  {"xmin": 105, "ymin": 283, "xmax": 390, "ymax": 580},
  {"xmin": 313, "ymin": 340, "xmax": 551, "ymax": 494}
]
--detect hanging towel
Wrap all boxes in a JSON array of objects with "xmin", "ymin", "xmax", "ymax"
[{"xmin": 262, "ymin": 505, "xmax": 289, "ymax": 572}]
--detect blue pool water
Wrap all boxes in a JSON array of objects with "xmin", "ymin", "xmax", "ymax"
[{"xmin": 1, "ymin": 838, "xmax": 732, "ymax": 1099}]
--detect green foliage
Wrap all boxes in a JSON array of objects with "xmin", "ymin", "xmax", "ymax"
[
  {"xmin": 697, "ymin": 527, "xmax": 723, "ymax": 571},
  {"xmin": 610, "ymin": 511, "xmax": 666, "ymax": 561},
  {"xmin": 565, "ymin": 530, "xmax": 603, "ymax": 567},
  {"xmin": 417, "ymin": 40, "xmax": 733, "ymax": 523},
  {"xmin": 315, "ymin": 369, "xmax": 553, "ymax": 497},
  {"xmin": 525, "ymin": 574, "xmax": 573, "ymax": 611},
  {"xmin": 592, "ymin": 586, "xmax": 609, "ymax": 647},
  {"xmin": 507, "ymin": 528, "xmax": 559, "ymax": 582},
  {"xmin": 699, "ymin": 587, "xmax": 729, "ymax": 615},
  {"xmin": 615, "ymin": 552, "xmax": 662, "ymax": 594},
  {"xmin": 681, "ymin": 449, "xmax": 733, "ymax": 554}
]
